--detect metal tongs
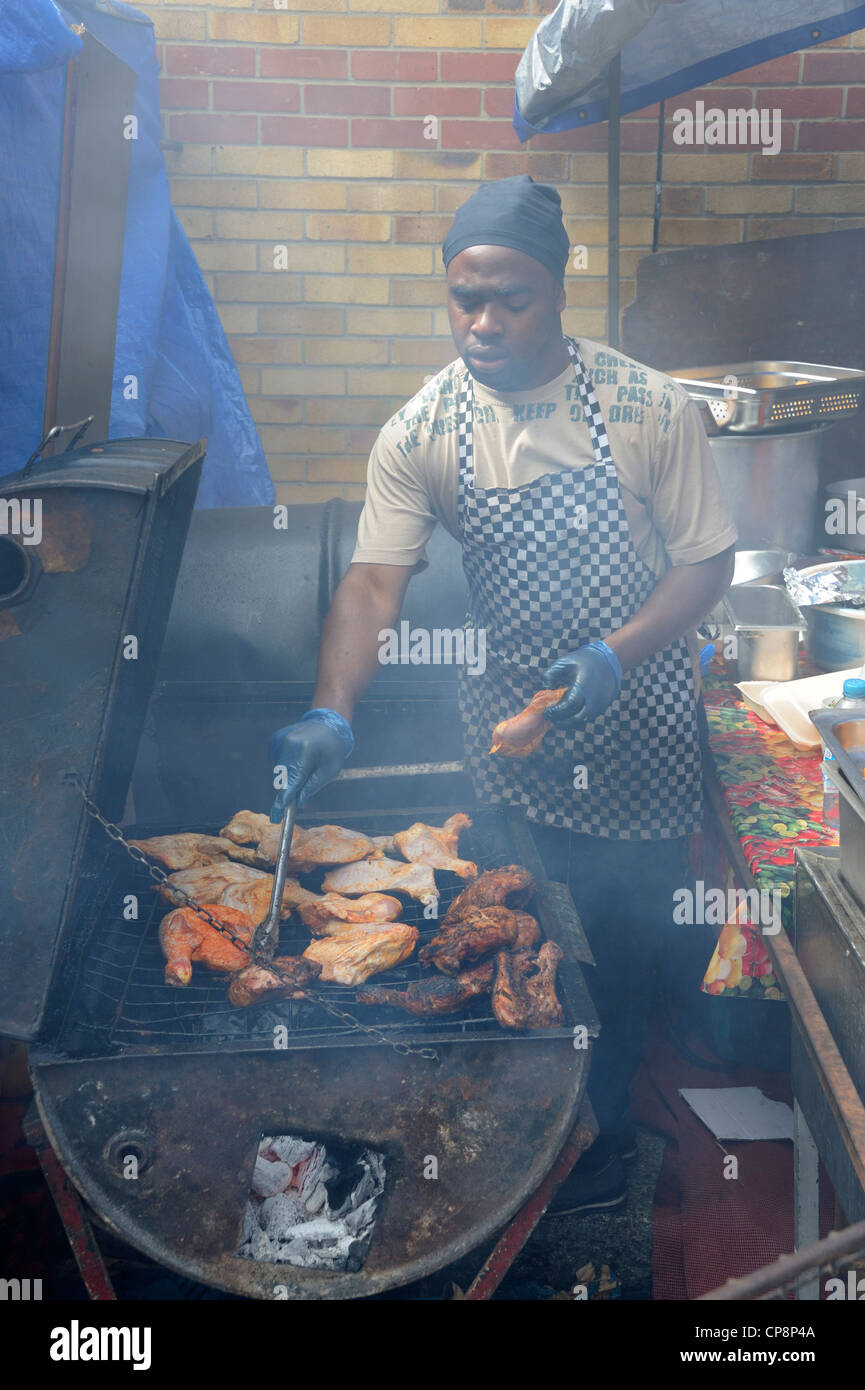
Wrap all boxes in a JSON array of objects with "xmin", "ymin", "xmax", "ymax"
[
  {"xmin": 251, "ymin": 796, "xmax": 297, "ymax": 962},
  {"xmin": 249, "ymin": 761, "xmax": 465, "ymax": 960}
]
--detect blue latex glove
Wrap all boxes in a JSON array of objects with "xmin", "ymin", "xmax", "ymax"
[
  {"xmin": 268, "ymin": 709, "xmax": 354, "ymax": 818},
  {"xmin": 542, "ymin": 640, "xmax": 622, "ymax": 727}
]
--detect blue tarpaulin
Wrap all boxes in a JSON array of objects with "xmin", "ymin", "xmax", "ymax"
[
  {"xmin": 514, "ymin": 0, "xmax": 865, "ymax": 138},
  {"xmin": 0, "ymin": 0, "xmax": 273, "ymax": 507}
]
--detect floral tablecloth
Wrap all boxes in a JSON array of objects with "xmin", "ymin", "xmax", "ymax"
[{"xmin": 699, "ymin": 656, "xmax": 839, "ymax": 1000}]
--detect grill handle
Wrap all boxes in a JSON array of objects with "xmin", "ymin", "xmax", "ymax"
[{"xmin": 337, "ymin": 761, "xmax": 464, "ymax": 780}]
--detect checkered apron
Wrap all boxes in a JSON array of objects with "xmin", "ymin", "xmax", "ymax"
[{"xmin": 457, "ymin": 336, "xmax": 702, "ymax": 839}]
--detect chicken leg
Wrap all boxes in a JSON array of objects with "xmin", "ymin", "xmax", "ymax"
[
  {"xmin": 489, "ymin": 687, "xmax": 567, "ymax": 758},
  {"xmin": 159, "ymin": 904, "xmax": 255, "ymax": 986},
  {"xmin": 357, "ymin": 961, "xmax": 494, "ymax": 1016},
  {"xmin": 492, "ymin": 941, "xmax": 564, "ymax": 1029},
  {"xmin": 393, "ymin": 813, "xmax": 477, "ymax": 878}
]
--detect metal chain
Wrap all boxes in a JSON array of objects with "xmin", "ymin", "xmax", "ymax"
[{"xmin": 65, "ymin": 773, "xmax": 438, "ymax": 1060}]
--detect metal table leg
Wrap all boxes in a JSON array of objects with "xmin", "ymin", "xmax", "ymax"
[
  {"xmin": 793, "ymin": 1099, "xmax": 820, "ymax": 1301},
  {"xmin": 23, "ymin": 1105, "xmax": 117, "ymax": 1301},
  {"xmin": 464, "ymin": 1101, "xmax": 598, "ymax": 1300}
]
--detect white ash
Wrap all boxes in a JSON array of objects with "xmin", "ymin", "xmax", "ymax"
[{"xmin": 238, "ymin": 1134, "xmax": 385, "ymax": 1271}]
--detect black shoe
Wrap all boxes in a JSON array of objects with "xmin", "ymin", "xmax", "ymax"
[
  {"xmin": 544, "ymin": 1154, "xmax": 627, "ymax": 1218},
  {"xmin": 580, "ymin": 1121, "xmax": 638, "ymax": 1168},
  {"xmin": 608, "ymin": 1119, "xmax": 638, "ymax": 1165}
]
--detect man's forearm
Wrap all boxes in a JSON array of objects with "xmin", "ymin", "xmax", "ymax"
[
  {"xmin": 311, "ymin": 563, "xmax": 413, "ymax": 722},
  {"xmin": 603, "ymin": 545, "xmax": 735, "ymax": 673}
]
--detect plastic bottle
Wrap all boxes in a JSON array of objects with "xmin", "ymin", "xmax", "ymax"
[{"xmin": 821, "ymin": 678, "xmax": 865, "ymax": 829}]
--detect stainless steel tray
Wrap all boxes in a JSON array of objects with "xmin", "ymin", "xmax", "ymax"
[
  {"xmin": 811, "ymin": 710, "xmax": 865, "ymax": 793},
  {"xmin": 811, "ymin": 710, "xmax": 865, "ymax": 911},
  {"xmin": 723, "ymin": 582, "xmax": 801, "ymax": 681},
  {"xmin": 669, "ymin": 360, "xmax": 865, "ymax": 433}
]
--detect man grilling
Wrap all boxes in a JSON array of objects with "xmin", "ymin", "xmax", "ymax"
[{"xmin": 269, "ymin": 176, "xmax": 736, "ymax": 1214}]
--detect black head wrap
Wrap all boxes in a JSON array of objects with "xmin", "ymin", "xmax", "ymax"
[{"xmin": 441, "ymin": 174, "xmax": 570, "ymax": 283}]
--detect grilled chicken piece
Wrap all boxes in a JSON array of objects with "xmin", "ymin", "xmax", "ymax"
[
  {"xmin": 444, "ymin": 866, "xmax": 535, "ymax": 925},
  {"xmin": 297, "ymin": 891, "xmax": 402, "ymax": 932},
  {"xmin": 302, "ymin": 923, "xmax": 418, "ymax": 986},
  {"xmin": 357, "ymin": 961, "xmax": 494, "ymax": 1016},
  {"xmin": 492, "ymin": 942, "xmax": 564, "ymax": 1029},
  {"xmin": 228, "ymin": 955, "xmax": 321, "ymax": 1008},
  {"xmin": 130, "ymin": 833, "xmax": 246, "ymax": 871},
  {"xmin": 258, "ymin": 821, "xmax": 379, "ymax": 869},
  {"xmin": 392, "ymin": 813, "xmax": 477, "ymax": 879},
  {"xmin": 511, "ymin": 911, "xmax": 542, "ymax": 951},
  {"xmin": 211, "ymin": 877, "xmax": 402, "ymax": 931},
  {"xmin": 323, "ymin": 857, "xmax": 438, "ymax": 904},
  {"xmin": 219, "ymin": 877, "xmax": 277, "ymax": 923},
  {"xmin": 305, "ymin": 918, "xmax": 382, "ymax": 939},
  {"xmin": 370, "ymin": 834, "xmax": 396, "ymax": 855},
  {"xmin": 161, "ymin": 863, "xmax": 300, "ymax": 925},
  {"xmin": 419, "ymin": 906, "xmax": 522, "ymax": 974},
  {"xmin": 159, "ymin": 904, "xmax": 254, "ymax": 986},
  {"xmin": 158, "ymin": 861, "xmax": 270, "ymax": 906},
  {"xmin": 221, "ymin": 811, "xmax": 380, "ymax": 870},
  {"xmin": 220, "ymin": 810, "xmax": 272, "ymax": 844},
  {"xmin": 489, "ymin": 687, "xmax": 567, "ymax": 758}
]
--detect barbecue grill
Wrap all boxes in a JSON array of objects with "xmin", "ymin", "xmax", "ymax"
[{"xmin": 4, "ymin": 468, "xmax": 595, "ymax": 1298}]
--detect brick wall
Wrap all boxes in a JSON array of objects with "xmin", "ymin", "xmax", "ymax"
[{"xmin": 134, "ymin": 2, "xmax": 865, "ymax": 505}]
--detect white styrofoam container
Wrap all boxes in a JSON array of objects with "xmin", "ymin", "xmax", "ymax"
[{"xmin": 761, "ymin": 667, "xmax": 862, "ymax": 749}]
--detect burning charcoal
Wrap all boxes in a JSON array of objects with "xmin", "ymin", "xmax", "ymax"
[
  {"xmin": 303, "ymin": 1181, "xmax": 328, "ymax": 1215},
  {"xmin": 252, "ymin": 1154, "xmax": 294, "ymax": 1198},
  {"xmin": 269, "ymin": 1135, "xmax": 317, "ymax": 1168},
  {"xmin": 260, "ymin": 1192, "xmax": 307, "ymax": 1240},
  {"xmin": 238, "ymin": 1132, "xmax": 387, "ymax": 1271},
  {"xmin": 290, "ymin": 1218, "xmax": 347, "ymax": 1243}
]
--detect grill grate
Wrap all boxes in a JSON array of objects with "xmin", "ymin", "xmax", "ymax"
[{"xmin": 65, "ymin": 808, "xmax": 579, "ymax": 1054}]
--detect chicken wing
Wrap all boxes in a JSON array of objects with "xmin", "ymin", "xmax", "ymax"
[
  {"xmin": 489, "ymin": 687, "xmax": 567, "ymax": 758},
  {"xmin": 357, "ymin": 961, "xmax": 494, "ymax": 1016},
  {"xmin": 419, "ymin": 906, "xmax": 521, "ymax": 974},
  {"xmin": 492, "ymin": 941, "xmax": 564, "ymax": 1029},
  {"xmin": 322, "ymin": 857, "xmax": 438, "ymax": 904},
  {"xmin": 195, "ymin": 874, "xmax": 401, "ymax": 932},
  {"xmin": 130, "ymin": 833, "xmax": 245, "ymax": 871},
  {"xmin": 297, "ymin": 892, "xmax": 403, "ymax": 932},
  {"xmin": 159, "ymin": 904, "xmax": 255, "ymax": 986},
  {"xmin": 220, "ymin": 810, "xmax": 379, "ymax": 867},
  {"xmin": 302, "ymin": 923, "xmax": 418, "ymax": 986},
  {"xmin": 392, "ymin": 813, "xmax": 477, "ymax": 879},
  {"xmin": 444, "ymin": 866, "xmax": 535, "ymax": 925},
  {"xmin": 227, "ymin": 955, "xmax": 321, "ymax": 1008}
]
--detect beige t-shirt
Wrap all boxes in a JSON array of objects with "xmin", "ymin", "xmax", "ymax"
[
  {"xmin": 352, "ymin": 338, "xmax": 737, "ymax": 681},
  {"xmin": 353, "ymin": 338, "xmax": 736, "ymax": 577}
]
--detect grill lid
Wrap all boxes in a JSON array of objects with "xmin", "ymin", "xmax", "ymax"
[{"xmin": 0, "ymin": 437, "xmax": 204, "ymax": 1040}]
